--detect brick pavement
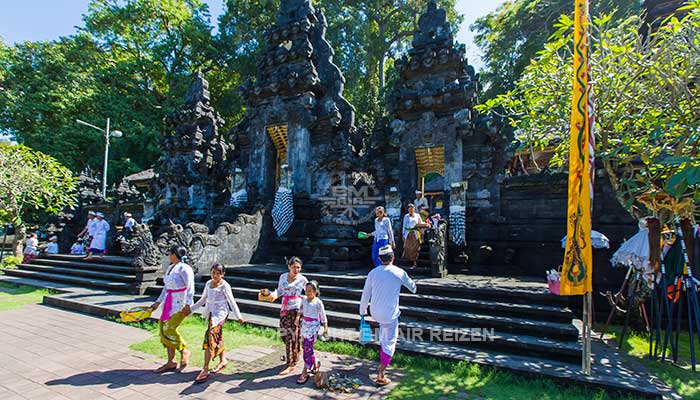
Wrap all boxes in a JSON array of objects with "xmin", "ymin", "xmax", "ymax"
[{"xmin": 0, "ymin": 304, "xmax": 401, "ymax": 399}]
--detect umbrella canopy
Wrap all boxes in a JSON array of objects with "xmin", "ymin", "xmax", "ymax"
[{"xmin": 561, "ymin": 230, "xmax": 610, "ymax": 249}]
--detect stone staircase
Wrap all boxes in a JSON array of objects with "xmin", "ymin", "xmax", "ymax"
[
  {"xmin": 5, "ymin": 254, "xmax": 157, "ymax": 294},
  {"xmin": 148, "ymin": 264, "xmax": 581, "ymax": 366}
]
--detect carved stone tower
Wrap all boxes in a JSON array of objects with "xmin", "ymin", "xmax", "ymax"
[
  {"xmin": 230, "ymin": 0, "xmax": 358, "ymax": 203},
  {"xmin": 379, "ymin": 0, "xmax": 511, "ymax": 254},
  {"xmin": 153, "ymin": 71, "xmax": 229, "ymax": 225}
]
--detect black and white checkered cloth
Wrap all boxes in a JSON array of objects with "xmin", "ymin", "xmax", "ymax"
[
  {"xmin": 272, "ymin": 187, "xmax": 294, "ymax": 237},
  {"xmin": 449, "ymin": 205, "xmax": 466, "ymax": 246}
]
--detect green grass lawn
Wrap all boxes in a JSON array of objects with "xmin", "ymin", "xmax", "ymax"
[
  {"xmin": 128, "ymin": 316, "xmax": 280, "ymax": 370},
  {"xmin": 602, "ymin": 324, "xmax": 700, "ymax": 400},
  {"xmin": 0, "ymin": 282, "xmax": 52, "ymax": 311},
  {"xmin": 126, "ymin": 317, "xmax": 631, "ymax": 400}
]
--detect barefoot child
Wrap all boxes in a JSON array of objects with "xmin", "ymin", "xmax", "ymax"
[
  {"xmin": 297, "ymin": 280, "xmax": 328, "ymax": 384},
  {"xmin": 260, "ymin": 256, "xmax": 308, "ymax": 375},
  {"xmin": 191, "ymin": 263, "xmax": 245, "ymax": 383}
]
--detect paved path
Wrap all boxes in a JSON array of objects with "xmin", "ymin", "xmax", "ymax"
[{"xmin": 0, "ymin": 304, "xmax": 400, "ymax": 400}]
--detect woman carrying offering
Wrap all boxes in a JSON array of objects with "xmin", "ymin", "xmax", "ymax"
[
  {"xmin": 150, "ymin": 245, "xmax": 195, "ymax": 373},
  {"xmin": 297, "ymin": 280, "xmax": 328, "ymax": 384},
  {"xmin": 260, "ymin": 256, "xmax": 308, "ymax": 375},
  {"xmin": 368, "ymin": 206, "xmax": 395, "ymax": 267},
  {"xmin": 191, "ymin": 263, "xmax": 245, "ymax": 383},
  {"xmin": 402, "ymin": 204, "xmax": 424, "ymax": 268}
]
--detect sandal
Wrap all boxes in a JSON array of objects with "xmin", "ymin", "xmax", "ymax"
[
  {"xmin": 194, "ymin": 372, "xmax": 210, "ymax": 384},
  {"xmin": 211, "ymin": 362, "xmax": 228, "ymax": 374},
  {"xmin": 311, "ymin": 361, "xmax": 321, "ymax": 374},
  {"xmin": 375, "ymin": 377, "xmax": 392, "ymax": 386},
  {"xmin": 296, "ymin": 374, "xmax": 309, "ymax": 384},
  {"xmin": 154, "ymin": 363, "xmax": 178, "ymax": 373}
]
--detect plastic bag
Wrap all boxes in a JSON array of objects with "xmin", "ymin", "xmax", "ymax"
[{"xmin": 359, "ymin": 315, "xmax": 372, "ymax": 344}]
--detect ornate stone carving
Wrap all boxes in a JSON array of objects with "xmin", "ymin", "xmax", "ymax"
[
  {"xmin": 153, "ymin": 71, "xmax": 230, "ymax": 225},
  {"xmin": 427, "ymin": 221, "xmax": 448, "ymax": 278},
  {"xmin": 118, "ymin": 223, "xmax": 160, "ymax": 271}
]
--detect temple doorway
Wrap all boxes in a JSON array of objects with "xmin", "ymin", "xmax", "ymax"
[
  {"xmin": 265, "ymin": 123, "xmax": 288, "ymax": 189},
  {"xmin": 415, "ymin": 146, "xmax": 446, "ymax": 215}
]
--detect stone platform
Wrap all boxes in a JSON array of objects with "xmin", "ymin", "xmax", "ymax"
[{"xmin": 0, "ymin": 273, "xmax": 676, "ymax": 398}]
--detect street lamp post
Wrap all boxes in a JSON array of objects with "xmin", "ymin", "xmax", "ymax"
[{"xmin": 76, "ymin": 118, "xmax": 123, "ymax": 199}]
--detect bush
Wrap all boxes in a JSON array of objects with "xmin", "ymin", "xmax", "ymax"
[{"xmin": 0, "ymin": 255, "xmax": 22, "ymax": 269}]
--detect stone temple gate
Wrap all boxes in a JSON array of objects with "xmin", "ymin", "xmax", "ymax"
[{"xmin": 124, "ymin": 0, "xmax": 512, "ymax": 274}]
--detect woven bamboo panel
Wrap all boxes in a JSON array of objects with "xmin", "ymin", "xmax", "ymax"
[
  {"xmin": 266, "ymin": 124, "xmax": 288, "ymax": 163},
  {"xmin": 415, "ymin": 146, "xmax": 445, "ymax": 178}
]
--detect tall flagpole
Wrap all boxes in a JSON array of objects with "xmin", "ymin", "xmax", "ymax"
[{"xmin": 561, "ymin": 0, "xmax": 594, "ymax": 375}]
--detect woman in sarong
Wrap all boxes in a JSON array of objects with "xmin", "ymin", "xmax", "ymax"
[
  {"xmin": 150, "ymin": 245, "xmax": 195, "ymax": 373},
  {"xmin": 260, "ymin": 256, "xmax": 308, "ymax": 375},
  {"xmin": 402, "ymin": 204, "xmax": 424, "ymax": 267}
]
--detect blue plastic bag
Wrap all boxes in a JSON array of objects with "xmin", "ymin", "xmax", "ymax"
[{"xmin": 359, "ymin": 315, "xmax": 372, "ymax": 344}]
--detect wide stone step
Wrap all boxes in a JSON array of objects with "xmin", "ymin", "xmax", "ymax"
[
  {"xmin": 4, "ymin": 269, "xmax": 133, "ymax": 291},
  {"xmin": 216, "ymin": 276, "xmax": 573, "ymax": 323},
  {"xmin": 28, "ymin": 258, "xmax": 142, "ymax": 274},
  {"xmin": 17, "ymin": 264, "xmax": 137, "ymax": 282},
  {"xmin": 231, "ymin": 298, "xmax": 580, "ymax": 363},
  {"xmin": 224, "ymin": 265, "xmax": 566, "ymax": 306},
  {"xmin": 38, "ymin": 254, "xmax": 134, "ymax": 267}
]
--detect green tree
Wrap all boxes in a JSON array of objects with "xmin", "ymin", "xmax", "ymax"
[
  {"xmin": 472, "ymin": 0, "xmax": 641, "ymax": 99},
  {"xmin": 478, "ymin": 3, "xmax": 700, "ymax": 217},
  {"xmin": 0, "ymin": 143, "xmax": 78, "ymax": 257}
]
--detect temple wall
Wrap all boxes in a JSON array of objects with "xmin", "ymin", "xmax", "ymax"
[{"xmin": 465, "ymin": 171, "xmax": 636, "ymax": 292}]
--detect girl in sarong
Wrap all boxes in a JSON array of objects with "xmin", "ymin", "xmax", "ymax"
[
  {"xmin": 191, "ymin": 263, "xmax": 245, "ymax": 383},
  {"xmin": 150, "ymin": 245, "xmax": 195, "ymax": 373},
  {"xmin": 402, "ymin": 204, "xmax": 424, "ymax": 267},
  {"xmin": 296, "ymin": 280, "xmax": 328, "ymax": 384},
  {"xmin": 369, "ymin": 206, "xmax": 395, "ymax": 267},
  {"xmin": 260, "ymin": 256, "xmax": 308, "ymax": 375}
]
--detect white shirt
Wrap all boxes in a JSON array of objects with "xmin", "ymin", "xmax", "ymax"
[
  {"xmin": 300, "ymin": 297, "xmax": 327, "ymax": 323},
  {"xmin": 156, "ymin": 262, "xmax": 195, "ymax": 318},
  {"xmin": 86, "ymin": 218, "xmax": 98, "ymax": 236},
  {"xmin": 24, "ymin": 238, "xmax": 39, "ymax": 255},
  {"xmin": 46, "ymin": 243, "xmax": 59, "ymax": 254},
  {"xmin": 70, "ymin": 244, "xmax": 85, "ymax": 255},
  {"xmin": 414, "ymin": 197, "xmax": 429, "ymax": 212},
  {"xmin": 359, "ymin": 263, "xmax": 417, "ymax": 324},
  {"xmin": 402, "ymin": 213, "xmax": 423, "ymax": 240},
  {"xmin": 192, "ymin": 280, "xmax": 242, "ymax": 325},
  {"xmin": 300, "ymin": 297, "xmax": 327, "ymax": 339},
  {"xmin": 271, "ymin": 272, "xmax": 308, "ymax": 311},
  {"xmin": 373, "ymin": 217, "xmax": 395, "ymax": 243},
  {"xmin": 124, "ymin": 217, "xmax": 136, "ymax": 231}
]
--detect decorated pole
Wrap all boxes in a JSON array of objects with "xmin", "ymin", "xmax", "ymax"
[{"xmin": 561, "ymin": 0, "xmax": 595, "ymax": 375}]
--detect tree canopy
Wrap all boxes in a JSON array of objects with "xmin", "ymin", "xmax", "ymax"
[
  {"xmin": 0, "ymin": 0, "xmax": 462, "ymax": 183},
  {"xmin": 471, "ymin": 0, "xmax": 641, "ymax": 99},
  {"xmin": 477, "ymin": 3, "xmax": 700, "ymax": 217}
]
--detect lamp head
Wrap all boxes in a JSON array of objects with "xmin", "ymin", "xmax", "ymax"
[{"xmin": 110, "ymin": 130, "xmax": 123, "ymax": 138}]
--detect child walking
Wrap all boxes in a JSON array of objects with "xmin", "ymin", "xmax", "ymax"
[
  {"xmin": 297, "ymin": 280, "xmax": 328, "ymax": 384},
  {"xmin": 191, "ymin": 263, "xmax": 245, "ymax": 383}
]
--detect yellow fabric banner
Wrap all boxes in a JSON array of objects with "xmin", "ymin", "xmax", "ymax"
[{"xmin": 561, "ymin": 0, "xmax": 594, "ymax": 296}]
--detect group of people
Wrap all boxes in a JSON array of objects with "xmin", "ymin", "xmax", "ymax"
[
  {"xmin": 370, "ymin": 190, "xmax": 432, "ymax": 268},
  {"xmin": 22, "ymin": 233, "xmax": 59, "ymax": 263},
  {"xmin": 147, "ymin": 240, "xmax": 416, "ymax": 387},
  {"xmin": 76, "ymin": 211, "xmax": 111, "ymax": 258}
]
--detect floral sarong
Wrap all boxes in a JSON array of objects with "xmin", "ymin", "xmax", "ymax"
[{"xmin": 159, "ymin": 311, "xmax": 187, "ymax": 351}]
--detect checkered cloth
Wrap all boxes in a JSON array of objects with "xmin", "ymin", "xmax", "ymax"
[
  {"xmin": 272, "ymin": 187, "xmax": 294, "ymax": 237},
  {"xmin": 229, "ymin": 189, "xmax": 248, "ymax": 208},
  {"xmin": 449, "ymin": 205, "xmax": 466, "ymax": 246}
]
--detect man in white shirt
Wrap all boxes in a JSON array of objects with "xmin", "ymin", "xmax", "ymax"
[
  {"xmin": 45, "ymin": 236, "xmax": 59, "ymax": 254},
  {"xmin": 123, "ymin": 212, "xmax": 136, "ymax": 232},
  {"xmin": 359, "ymin": 245, "xmax": 417, "ymax": 386}
]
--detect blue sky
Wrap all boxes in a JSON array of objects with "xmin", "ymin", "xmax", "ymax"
[{"xmin": 0, "ymin": 0, "xmax": 505, "ymax": 70}]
